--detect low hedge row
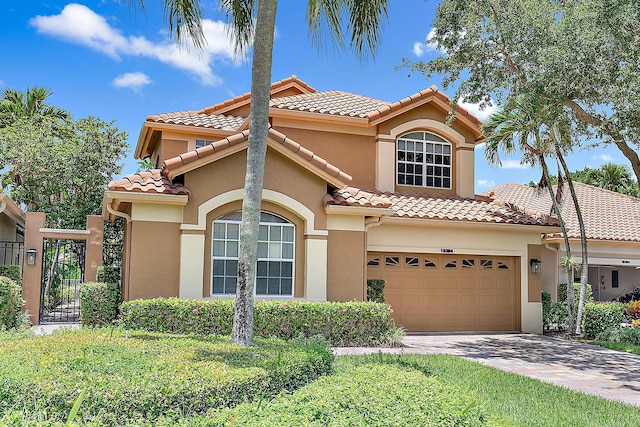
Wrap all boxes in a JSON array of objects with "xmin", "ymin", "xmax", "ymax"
[
  {"xmin": 596, "ymin": 326, "xmax": 640, "ymax": 346},
  {"xmin": 0, "ymin": 330, "xmax": 334, "ymax": 426},
  {"xmin": 0, "ymin": 265, "xmax": 21, "ymax": 285},
  {"xmin": 0, "ymin": 276, "xmax": 25, "ymax": 330},
  {"xmin": 120, "ymin": 298, "xmax": 403, "ymax": 347},
  {"xmin": 582, "ymin": 302, "xmax": 625, "ymax": 337},
  {"xmin": 79, "ymin": 282, "xmax": 121, "ymax": 327}
]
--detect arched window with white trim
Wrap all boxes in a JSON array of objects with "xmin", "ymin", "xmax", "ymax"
[
  {"xmin": 211, "ymin": 211, "xmax": 295, "ymax": 296},
  {"xmin": 397, "ymin": 131, "xmax": 452, "ymax": 189}
]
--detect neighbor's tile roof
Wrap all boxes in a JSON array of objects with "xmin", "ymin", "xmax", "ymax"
[
  {"xmin": 326, "ymin": 187, "xmax": 558, "ymax": 226},
  {"xmin": 488, "ymin": 182, "xmax": 640, "ymax": 242},
  {"xmin": 271, "ymin": 90, "xmax": 389, "ymax": 118},
  {"xmin": 108, "ymin": 169, "xmax": 189, "ymax": 195},
  {"xmin": 146, "ymin": 111, "xmax": 245, "ymax": 130},
  {"xmin": 162, "ymin": 128, "xmax": 352, "ymax": 183}
]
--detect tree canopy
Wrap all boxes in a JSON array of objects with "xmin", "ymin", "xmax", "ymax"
[
  {"xmin": 404, "ymin": 0, "xmax": 640, "ymax": 180},
  {"xmin": 530, "ymin": 163, "xmax": 640, "ymax": 197},
  {"xmin": 0, "ymin": 115, "xmax": 128, "ymax": 229}
]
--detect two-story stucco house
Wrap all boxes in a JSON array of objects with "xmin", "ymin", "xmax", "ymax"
[{"xmin": 104, "ymin": 75, "xmax": 558, "ymax": 333}]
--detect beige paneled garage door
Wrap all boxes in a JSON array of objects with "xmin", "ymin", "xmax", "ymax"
[{"xmin": 367, "ymin": 253, "xmax": 520, "ymax": 332}]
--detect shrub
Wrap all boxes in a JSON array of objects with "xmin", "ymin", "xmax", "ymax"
[
  {"xmin": 0, "ymin": 276, "xmax": 26, "ymax": 330},
  {"xmin": 367, "ymin": 279, "xmax": 385, "ymax": 303},
  {"xmin": 120, "ymin": 298, "xmax": 403, "ymax": 347},
  {"xmin": 80, "ymin": 282, "xmax": 121, "ymax": 327},
  {"xmin": 0, "ymin": 265, "xmax": 21, "ymax": 284},
  {"xmin": 596, "ymin": 326, "xmax": 640, "ymax": 346},
  {"xmin": 624, "ymin": 301, "xmax": 640, "ymax": 321},
  {"xmin": 96, "ymin": 266, "xmax": 120, "ymax": 284},
  {"xmin": 0, "ymin": 330, "xmax": 333, "ymax": 426},
  {"xmin": 555, "ymin": 283, "xmax": 593, "ymax": 329},
  {"xmin": 582, "ymin": 302, "xmax": 625, "ymax": 337},
  {"xmin": 542, "ymin": 291, "xmax": 552, "ymax": 330}
]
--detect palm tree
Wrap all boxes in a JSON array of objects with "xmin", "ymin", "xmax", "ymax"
[
  {"xmin": 482, "ymin": 95, "xmax": 585, "ymax": 334},
  {"xmin": 132, "ymin": 0, "xmax": 388, "ymax": 345},
  {"xmin": 0, "ymin": 86, "xmax": 70, "ymax": 127},
  {"xmin": 591, "ymin": 163, "xmax": 639, "ymax": 196}
]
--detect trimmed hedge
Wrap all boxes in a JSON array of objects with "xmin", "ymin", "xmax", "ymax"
[
  {"xmin": 582, "ymin": 302, "xmax": 625, "ymax": 337},
  {"xmin": 366, "ymin": 279, "xmax": 385, "ymax": 303},
  {"xmin": 120, "ymin": 298, "xmax": 403, "ymax": 347},
  {"xmin": 596, "ymin": 326, "xmax": 640, "ymax": 346},
  {"xmin": 0, "ymin": 276, "xmax": 25, "ymax": 330},
  {"xmin": 96, "ymin": 266, "xmax": 120, "ymax": 285},
  {"xmin": 79, "ymin": 282, "xmax": 121, "ymax": 327},
  {"xmin": 0, "ymin": 330, "xmax": 333, "ymax": 426},
  {"xmin": 0, "ymin": 265, "xmax": 21, "ymax": 285}
]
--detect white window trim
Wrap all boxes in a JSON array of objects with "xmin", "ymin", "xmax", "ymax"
[
  {"xmin": 210, "ymin": 213, "xmax": 295, "ymax": 297},
  {"xmin": 396, "ymin": 131, "xmax": 452, "ymax": 189}
]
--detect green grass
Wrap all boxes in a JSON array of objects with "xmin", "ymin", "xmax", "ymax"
[
  {"xmin": 587, "ymin": 340, "xmax": 640, "ymax": 355},
  {"xmin": 3, "ymin": 331, "xmax": 640, "ymax": 426}
]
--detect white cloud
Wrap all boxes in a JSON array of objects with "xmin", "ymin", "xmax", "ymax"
[
  {"xmin": 30, "ymin": 3, "xmax": 236, "ymax": 86},
  {"xmin": 592, "ymin": 154, "xmax": 614, "ymax": 162},
  {"xmin": 501, "ymin": 159, "xmax": 528, "ymax": 169},
  {"xmin": 413, "ymin": 28, "xmax": 439, "ymax": 57},
  {"xmin": 113, "ymin": 72, "xmax": 151, "ymax": 91},
  {"xmin": 477, "ymin": 179, "xmax": 496, "ymax": 188},
  {"xmin": 458, "ymin": 96, "xmax": 497, "ymax": 121}
]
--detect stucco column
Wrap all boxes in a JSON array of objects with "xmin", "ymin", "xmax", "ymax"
[
  {"xmin": 376, "ymin": 137, "xmax": 396, "ymax": 192},
  {"xmin": 22, "ymin": 212, "xmax": 46, "ymax": 324},
  {"xmin": 179, "ymin": 232, "xmax": 205, "ymax": 299},
  {"xmin": 305, "ymin": 236, "xmax": 327, "ymax": 301},
  {"xmin": 456, "ymin": 147, "xmax": 475, "ymax": 198}
]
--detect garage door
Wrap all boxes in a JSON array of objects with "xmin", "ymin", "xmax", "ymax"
[{"xmin": 367, "ymin": 253, "xmax": 520, "ymax": 332}]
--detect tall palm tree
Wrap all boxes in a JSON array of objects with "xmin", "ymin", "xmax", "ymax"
[
  {"xmin": 592, "ymin": 163, "xmax": 639, "ymax": 196},
  {"xmin": 482, "ymin": 95, "xmax": 585, "ymax": 334},
  {"xmin": 133, "ymin": 0, "xmax": 388, "ymax": 345},
  {"xmin": 0, "ymin": 86, "xmax": 70, "ymax": 128}
]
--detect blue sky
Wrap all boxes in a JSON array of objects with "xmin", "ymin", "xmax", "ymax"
[{"xmin": 1, "ymin": 1, "xmax": 628, "ymax": 193}]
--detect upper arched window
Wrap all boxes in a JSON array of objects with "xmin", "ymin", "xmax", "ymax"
[
  {"xmin": 211, "ymin": 211, "xmax": 294, "ymax": 296},
  {"xmin": 397, "ymin": 131, "xmax": 452, "ymax": 189}
]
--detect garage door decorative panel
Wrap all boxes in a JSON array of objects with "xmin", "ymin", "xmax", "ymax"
[{"xmin": 367, "ymin": 253, "xmax": 520, "ymax": 332}]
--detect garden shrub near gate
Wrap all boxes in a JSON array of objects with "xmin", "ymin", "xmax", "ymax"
[
  {"xmin": 96, "ymin": 266, "xmax": 120, "ymax": 285},
  {"xmin": 0, "ymin": 276, "xmax": 25, "ymax": 330},
  {"xmin": 120, "ymin": 298, "xmax": 403, "ymax": 347},
  {"xmin": 582, "ymin": 302, "xmax": 625, "ymax": 337},
  {"xmin": 0, "ymin": 265, "xmax": 21, "ymax": 285},
  {"xmin": 80, "ymin": 282, "xmax": 121, "ymax": 327}
]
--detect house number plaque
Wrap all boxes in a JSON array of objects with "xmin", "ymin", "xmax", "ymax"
[{"xmin": 441, "ymin": 248, "xmax": 454, "ymax": 253}]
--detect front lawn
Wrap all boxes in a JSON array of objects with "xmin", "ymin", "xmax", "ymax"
[
  {"xmin": 2, "ymin": 330, "xmax": 639, "ymax": 426},
  {"xmin": 586, "ymin": 340, "xmax": 640, "ymax": 355}
]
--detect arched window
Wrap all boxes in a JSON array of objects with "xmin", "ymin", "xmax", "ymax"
[
  {"xmin": 397, "ymin": 131, "xmax": 452, "ymax": 189},
  {"xmin": 211, "ymin": 211, "xmax": 295, "ymax": 296}
]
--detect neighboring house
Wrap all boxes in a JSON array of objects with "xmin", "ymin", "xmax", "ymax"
[
  {"xmin": 103, "ymin": 75, "xmax": 559, "ymax": 333},
  {"xmin": 489, "ymin": 182, "xmax": 640, "ymax": 301},
  {"xmin": 0, "ymin": 191, "xmax": 25, "ymax": 266}
]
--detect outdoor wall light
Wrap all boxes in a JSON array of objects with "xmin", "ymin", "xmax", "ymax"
[
  {"xmin": 26, "ymin": 249, "xmax": 37, "ymax": 266},
  {"xmin": 530, "ymin": 258, "xmax": 542, "ymax": 274}
]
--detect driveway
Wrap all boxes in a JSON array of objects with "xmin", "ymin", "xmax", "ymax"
[{"xmin": 334, "ymin": 334, "xmax": 640, "ymax": 407}]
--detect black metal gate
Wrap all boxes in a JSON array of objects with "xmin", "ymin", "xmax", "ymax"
[{"xmin": 39, "ymin": 239, "xmax": 86, "ymax": 324}]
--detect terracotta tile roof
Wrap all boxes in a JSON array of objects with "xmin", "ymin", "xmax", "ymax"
[
  {"xmin": 271, "ymin": 90, "xmax": 389, "ymax": 118},
  {"xmin": 326, "ymin": 187, "xmax": 558, "ymax": 226},
  {"xmin": 146, "ymin": 111, "xmax": 245, "ymax": 130},
  {"xmin": 163, "ymin": 128, "xmax": 352, "ymax": 184},
  {"xmin": 488, "ymin": 182, "xmax": 640, "ymax": 242},
  {"xmin": 108, "ymin": 169, "xmax": 189, "ymax": 195}
]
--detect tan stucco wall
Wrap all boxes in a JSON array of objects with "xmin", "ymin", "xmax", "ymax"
[
  {"xmin": 368, "ymin": 221, "xmax": 545, "ymax": 333},
  {"xmin": 527, "ymin": 244, "xmax": 542, "ymax": 302},
  {"xmin": 183, "ymin": 147, "xmax": 328, "ymax": 230},
  {"xmin": 126, "ymin": 221, "xmax": 180, "ymax": 300},
  {"xmin": 326, "ymin": 230, "xmax": 366, "ymax": 301},
  {"xmin": 159, "ymin": 139, "xmax": 188, "ymax": 165},
  {"xmin": 0, "ymin": 215, "xmax": 17, "ymax": 241},
  {"xmin": 275, "ymin": 125, "xmax": 376, "ymax": 189}
]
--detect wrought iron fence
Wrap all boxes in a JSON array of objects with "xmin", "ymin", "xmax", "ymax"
[{"xmin": 0, "ymin": 241, "xmax": 24, "ymax": 266}]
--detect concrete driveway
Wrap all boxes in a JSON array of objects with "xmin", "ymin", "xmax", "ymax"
[{"xmin": 334, "ymin": 334, "xmax": 640, "ymax": 407}]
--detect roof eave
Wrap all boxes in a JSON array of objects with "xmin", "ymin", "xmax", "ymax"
[
  {"xmin": 325, "ymin": 205, "xmax": 395, "ymax": 216},
  {"xmin": 382, "ymin": 216, "xmax": 561, "ymax": 232}
]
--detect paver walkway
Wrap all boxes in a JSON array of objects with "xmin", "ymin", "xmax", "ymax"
[{"xmin": 334, "ymin": 334, "xmax": 640, "ymax": 407}]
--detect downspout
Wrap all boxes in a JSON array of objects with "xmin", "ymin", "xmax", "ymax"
[
  {"xmin": 106, "ymin": 200, "xmax": 132, "ymax": 302},
  {"xmin": 363, "ymin": 215, "xmax": 387, "ymax": 301}
]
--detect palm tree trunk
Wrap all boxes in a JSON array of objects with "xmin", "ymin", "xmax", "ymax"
[
  {"xmin": 555, "ymin": 145, "xmax": 588, "ymax": 335},
  {"xmin": 539, "ymin": 155, "xmax": 575, "ymax": 334},
  {"xmin": 232, "ymin": 0, "xmax": 278, "ymax": 346}
]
